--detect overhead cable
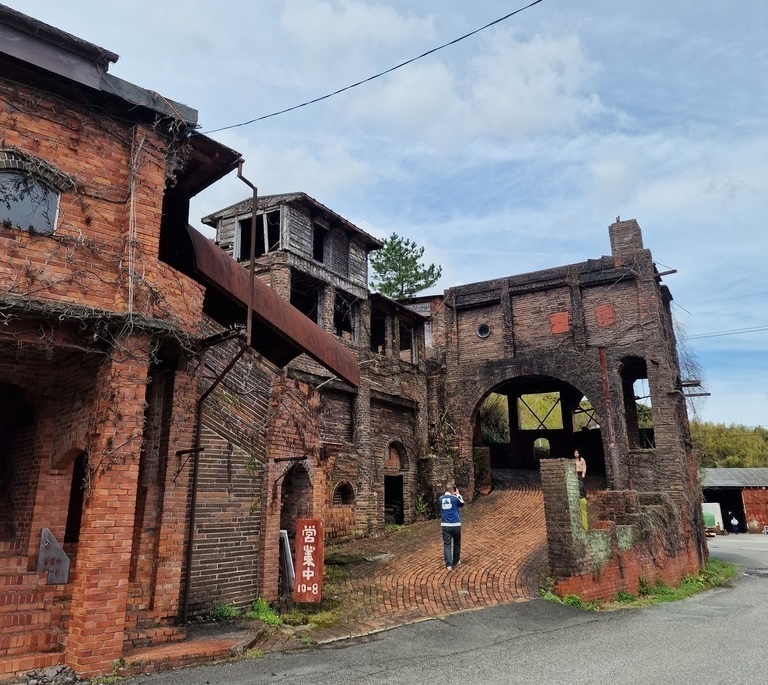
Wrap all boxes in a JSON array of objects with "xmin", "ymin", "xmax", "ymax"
[{"xmin": 203, "ymin": 0, "xmax": 545, "ymax": 134}]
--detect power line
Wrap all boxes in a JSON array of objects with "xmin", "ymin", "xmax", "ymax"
[
  {"xmin": 203, "ymin": 0, "xmax": 546, "ymax": 134},
  {"xmin": 688, "ymin": 325, "xmax": 768, "ymax": 340}
]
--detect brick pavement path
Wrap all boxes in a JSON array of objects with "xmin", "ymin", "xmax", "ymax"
[
  {"xmin": 118, "ymin": 470, "xmax": 549, "ymax": 675},
  {"xmin": 308, "ymin": 469, "xmax": 549, "ymax": 642}
]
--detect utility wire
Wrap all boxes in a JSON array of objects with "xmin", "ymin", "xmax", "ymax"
[
  {"xmin": 203, "ymin": 0, "xmax": 545, "ymax": 134},
  {"xmin": 688, "ymin": 325, "xmax": 768, "ymax": 340}
]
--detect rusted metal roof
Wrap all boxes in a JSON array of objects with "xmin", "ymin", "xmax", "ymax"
[{"xmin": 185, "ymin": 226, "xmax": 359, "ymax": 387}]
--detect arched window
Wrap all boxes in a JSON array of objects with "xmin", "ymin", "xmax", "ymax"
[
  {"xmin": 0, "ymin": 151, "xmax": 72, "ymax": 235},
  {"xmin": 332, "ymin": 481, "xmax": 355, "ymax": 505},
  {"xmin": 0, "ymin": 170, "xmax": 59, "ymax": 234}
]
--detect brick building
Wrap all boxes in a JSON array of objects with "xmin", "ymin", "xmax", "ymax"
[
  {"xmin": 420, "ymin": 218, "xmax": 707, "ymax": 599},
  {"xmin": 0, "ymin": 6, "xmax": 359, "ymax": 678},
  {"xmin": 202, "ymin": 193, "xmax": 431, "ymax": 536},
  {"xmin": 0, "ymin": 5, "xmax": 708, "ymax": 679}
]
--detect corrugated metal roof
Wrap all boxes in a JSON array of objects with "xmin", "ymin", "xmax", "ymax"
[{"xmin": 701, "ymin": 468, "xmax": 768, "ymax": 489}]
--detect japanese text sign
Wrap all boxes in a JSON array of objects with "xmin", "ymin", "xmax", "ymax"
[{"xmin": 293, "ymin": 518, "xmax": 323, "ymax": 604}]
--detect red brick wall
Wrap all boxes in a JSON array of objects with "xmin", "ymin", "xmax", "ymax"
[{"xmin": 541, "ymin": 458, "xmax": 703, "ymax": 602}]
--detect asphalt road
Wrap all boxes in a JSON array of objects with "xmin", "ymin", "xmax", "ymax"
[{"xmin": 119, "ymin": 535, "xmax": 768, "ymax": 685}]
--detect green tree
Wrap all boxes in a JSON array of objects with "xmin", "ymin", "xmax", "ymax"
[
  {"xmin": 692, "ymin": 422, "xmax": 768, "ymax": 468},
  {"xmin": 369, "ymin": 233, "xmax": 442, "ymax": 298}
]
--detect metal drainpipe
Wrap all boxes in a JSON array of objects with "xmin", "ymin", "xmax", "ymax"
[
  {"xmin": 236, "ymin": 160, "xmax": 258, "ymax": 349},
  {"xmin": 181, "ymin": 160, "xmax": 260, "ymax": 622},
  {"xmin": 180, "ymin": 342, "xmax": 247, "ymax": 623}
]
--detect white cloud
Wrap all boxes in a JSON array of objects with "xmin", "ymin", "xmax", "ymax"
[{"xmin": 280, "ymin": 0, "xmax": 435, "ymax": 77}]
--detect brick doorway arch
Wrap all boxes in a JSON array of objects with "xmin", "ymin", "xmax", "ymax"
[{"xmin": 473, "ymin": 375, "xmax": 605, "ymax": 478}]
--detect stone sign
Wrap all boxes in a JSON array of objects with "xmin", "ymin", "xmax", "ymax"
[{"xmin": 37, "ymin": 528, "xmax": 70, "ymax": 584}]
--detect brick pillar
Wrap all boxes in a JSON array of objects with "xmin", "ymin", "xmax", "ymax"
[
  {"xmin": 258, "ymin": 375, "xmax": 321, "ymax": 601},
  {"xmin": 540, "ymin": 458, "xmax": 585, "ymax": 579},
  {"xmin": 151, "ymin": 364, "xmax": 198, "ymax": 620},
  {"xmin": 66, "ymin": 337, "xmax": 150, "ymax": 676},
  {"xmin": 257, "ymin": 458, "xmax": 282, "ymax": 602},
  {"xmin": 353, "ymin": 377, "xmax": 373, "ymax": 533}
]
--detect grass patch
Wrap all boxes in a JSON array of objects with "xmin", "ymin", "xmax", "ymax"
[
  {"xmin": 539, "ymin": 559, "xmax": 738, "ymax": 611},
  {"xmin": 244, "ymin": 597, "xmax": 282, "ymax": 626},
  {"xmin": 202, "ymin": 602, "xmax": 239, "ymax": 622}
]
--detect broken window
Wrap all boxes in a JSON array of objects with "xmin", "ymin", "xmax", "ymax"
[
  {"xmin": 572, "ymin": 397, "xmax": 600, "ymax": 431},
  {"xmin": 399, "ymin": 320, "xmax": 417, "ymax": 364},
  {"xmin": 237, "ymin": 209, "xmax": 280, "ymax": 261},
  {"xmin": 620, "ymin": 356, "xmax": 655, "ymax": 448},
  {"xmin": 370, "ymin": 309, "xmax": 387, "ymax": 354},
  {"xmin": 0, "ymin": 170, "xmax": 59, "ymax": 234},
  {"xmin": 290, "ymin": 271, "xmax": 324, "ymax": 325},
  {"xmin": 313, "ymin": 222, "xmax": 326, "ymax": 262},
  {"xmin": 333, "ymin": 290, "xmax": 358, "ymax": 341},
  {"xmin": 517, "ymin": 392, "xmax": 563, "ymax": 430}
]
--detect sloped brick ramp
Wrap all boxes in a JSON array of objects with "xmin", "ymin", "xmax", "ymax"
[{"xmin": 117, "ymin": 470, "xmax": 549, "ymax": 676}]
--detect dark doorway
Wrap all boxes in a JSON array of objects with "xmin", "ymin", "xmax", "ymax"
[
  {"xmin": 384, "ymin": 475, "xmax": 404, "ymax": 525},
  {"xmin": 65, "ymin": 451, "xmax": 87, "ymax": 543}
]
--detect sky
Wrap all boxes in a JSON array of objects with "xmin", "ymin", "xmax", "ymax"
[{"xmin": 6, "ymin": 1, "xmax": 767, "ymax": 428}]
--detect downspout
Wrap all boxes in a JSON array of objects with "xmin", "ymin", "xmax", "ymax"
[
  {"xmin": 181, "ymin": 161, "xmax": 259, "ymax": 623},
  {"xmin": 181, "ymin": 341, "xmax": 248, "ymax": 623},
  {"xmin": 237, "ymin": 160, "xmax": 258, "ymax": 349}
]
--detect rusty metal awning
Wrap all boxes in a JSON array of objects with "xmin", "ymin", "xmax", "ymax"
[{"xmin": 185, "ymin": 225, "xmax": 359, "ymax": 387}]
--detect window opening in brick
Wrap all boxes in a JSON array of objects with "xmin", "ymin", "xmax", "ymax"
[
  {"xmin": 332, "ymin": 481, "xmax": 355, "ymax": 505},
  {"xmin": 572, "ymin": 397, "xmax": 600, "ymax": 430},
  {"xmin": 621, "ymin": 356, "xmax": 655, "ymax": 448},
  {"xmin": 64, "ymin": 451, "xmax": 87, "ymax": 544},
  {"xmin": 334, "ymin": 290, "xmax": 358, "ymax": 341},
  {"xmin": 477, "ymin": 392, "xmax": 510, "ymax": 443},
  {"xmin": 237, "ymin": 209, "xmax": 280, "ymax": 262},
  {"xmin": 291, "ymin": 271, "xmax": 324, "ymax": 325},
  {"xmin": 312, "ymin": 223, "xmax": 326, "ymax": 262},
  {"xmin": 477, "ymin": 322, "xmax": 491, "ymax": 338},
  {"xmin": 0, "ymin": 170, "xmax": 59, "ymax": 234},
  {"xmin": 399, "ymin": 320, "xmax": 416, "ymax": 364},
  {"xmin": 533, "ymin": 437, "xmax": 550, "ymax": 460},
  {"xmin": 517, "ymin": 392, "xmax": 563, "ymax": 430},
  {"xmin": 370, "ymin": 309, "xmax": 387, "ymax": 354}
]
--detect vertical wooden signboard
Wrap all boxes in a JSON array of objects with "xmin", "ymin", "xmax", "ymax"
[{"xmin": 293, "ymin": 518, "xmax": 323, "ymax": 604}]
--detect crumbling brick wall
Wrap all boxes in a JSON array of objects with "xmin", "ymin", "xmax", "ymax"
[{"xmin": 541, "ymin": 458, "xmax": 703, "ymax": 601}]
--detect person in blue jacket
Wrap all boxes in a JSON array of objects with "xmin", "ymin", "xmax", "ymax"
[{"xmin": 438, "ymin": 482, "xmax": 464, "ymax": 570}]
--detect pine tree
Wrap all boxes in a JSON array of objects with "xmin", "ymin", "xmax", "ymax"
[{"xmin": 369, "ymin": 233, "xmax": 442, "ymax": 298}]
